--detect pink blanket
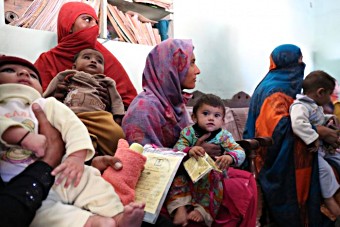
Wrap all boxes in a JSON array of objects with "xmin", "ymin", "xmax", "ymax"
[{"xmin": 102, "ymin": 139, "xmax": 146, "ymax": 205}]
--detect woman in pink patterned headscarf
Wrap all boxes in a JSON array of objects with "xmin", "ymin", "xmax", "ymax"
[
  {"xmin": 331, "ymin": 80, "xmax": 340, "ymax": 121},
  {"xmin": 122, "ymin": 38, "xmax": 199, "ymax": 147},
  {"xmin": 122, "ymin": 39, "xmax": 258, "ymax": 227}
]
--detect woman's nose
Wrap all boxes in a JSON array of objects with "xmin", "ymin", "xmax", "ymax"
[{"xmin": 195, "ymin": 65, "xmax": 201, "ymax": 75}]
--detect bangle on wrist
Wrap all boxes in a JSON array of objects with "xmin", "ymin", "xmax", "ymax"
[{"xmin": 17, "ymin": 131, "xmax": 30, "ymax": 146}]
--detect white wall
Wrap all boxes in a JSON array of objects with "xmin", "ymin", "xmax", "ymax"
[
  {"xmin": 98, "ymin": 39, "xmax": 152, "ymax": 92},
  {"xmin": 174, "ymin": 0, "xmax": 315, "ymax": 98},
  {"xmin": 0, "ymin": 25, "xmax": 57, "ymax": 61},
  {"xmin": 313, "ymin": 0, "xmax": 340, "ymax": 79}
]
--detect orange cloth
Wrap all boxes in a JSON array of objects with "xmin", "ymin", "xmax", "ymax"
[
  {"xmin": 76, "ymin": 111, "xmax": 125, "ymax": 155},
  {"xmin": 255, "ymin": 92, "xmax": 315, "ymax": 224}
]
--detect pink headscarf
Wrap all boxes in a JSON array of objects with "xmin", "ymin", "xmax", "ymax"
[
  {"xmin": 331, "ymin": 80, "xmax": 340, "ymax": 103},
  {"xmin": 122, "ymin": 39, "xmax": 193, "ymax": 147}
]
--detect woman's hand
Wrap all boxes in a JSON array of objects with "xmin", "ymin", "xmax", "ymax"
[
  {"xmin": 306, "ymin": 140, "xmax": 319, "ymax": 153},
  {"xmin": 32, "ymin": 103, "xmax": 65, "ymax": 168},
  {"xmin": 317, "ymin": 125, "xmax": 340, "ymax": 148},
  {"xmin": 53, "ymin": 82, "xmax": 68, "ymax": 101},
  {"xmin": 97, "ymin": 83, "xmax": 111, "ymax": 110},
  {"xmin": 21, "ymin": 133, "xmax": 47, "ymax": 158},
  {"xmin": 91, "ymin": 155, "xmax": 123, "ymax": 172},
  {"xmin": 200, "ymin": 143, "xmax": 222, "ymax": 158},
  {"xmin": 195, "ymin": 132, "xmax": 222, "ymax": 158}
]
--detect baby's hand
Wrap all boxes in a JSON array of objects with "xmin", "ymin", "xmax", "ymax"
[
  {"xmin": 51, "ymin": 151, "xmax": 86, "ymax": 188},
  {"xmin": 189, "ymin": 146, "xmax": 205, "ymax": 160},
  {"xmin": 215, "ymin": 155, "xmax": 233, "ymax": 170},
  {"xmin": 21, "ymin": 133, "xmax": 47, "ymax": 158}
]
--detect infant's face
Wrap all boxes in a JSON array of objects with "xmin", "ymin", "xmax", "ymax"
[
  {"xmin": 316, "ymin": 89, "xmax": 333, "ymax": 106},
  {"xmin": 193, "ymin": 104, "xmax": 224, "ymax": 132},
  {"xmin": 73, "ymin": 49, "xmax": 104, "ymax": 75},
  {"xmin": 0, "ymin": 64, "xmax": 42, "ymax": 93}
]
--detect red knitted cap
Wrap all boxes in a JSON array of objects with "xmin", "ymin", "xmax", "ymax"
[{"xmin": 0, "ymin": 55, "xmax": 41, "ymax": 84}]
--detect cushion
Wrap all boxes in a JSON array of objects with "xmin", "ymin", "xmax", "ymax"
[{"xmin": 230, "ymin": 107, "xmax": 249, "ymax": 140}]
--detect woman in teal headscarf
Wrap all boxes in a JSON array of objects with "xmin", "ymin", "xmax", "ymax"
[
  {"xmin": 244, "ymin": 44, "xmax": 340, "ymax": 226},
  {"xmin": 243, "ymin": 44, "xmax": 305, "ymax": 139}
]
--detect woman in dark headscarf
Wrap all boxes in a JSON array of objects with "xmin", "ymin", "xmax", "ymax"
[
  {"xmin": 244, "ymin": 44, "xmax": 305, "ymax": 139},
  {"xmin": 34, "ymin": 1, "xmax": 137, "ymax": 109},
  {"xmin": 244, "ymin": 44, "xmax": 339, "ymax": 226}
]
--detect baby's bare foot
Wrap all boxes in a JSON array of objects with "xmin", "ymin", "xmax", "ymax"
[
  {"xmin": 188, "ymin": 209, "xmax": 204, "ymax": 223},
  {"xmin": 84, "ymin": 215, "xmax": 116, "ymax": 227},
  {"xmin": 115, "ymin": 202, "xmax": 145, "ymax": 227},
  {"xmin": 173, "ymin": 206, "xmax": 188, "ymax": 226}
]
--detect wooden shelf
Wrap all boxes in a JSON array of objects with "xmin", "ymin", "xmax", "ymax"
[{"xmin": 108, "ymin": 0, "xmax": 172, "ymax": 21}]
